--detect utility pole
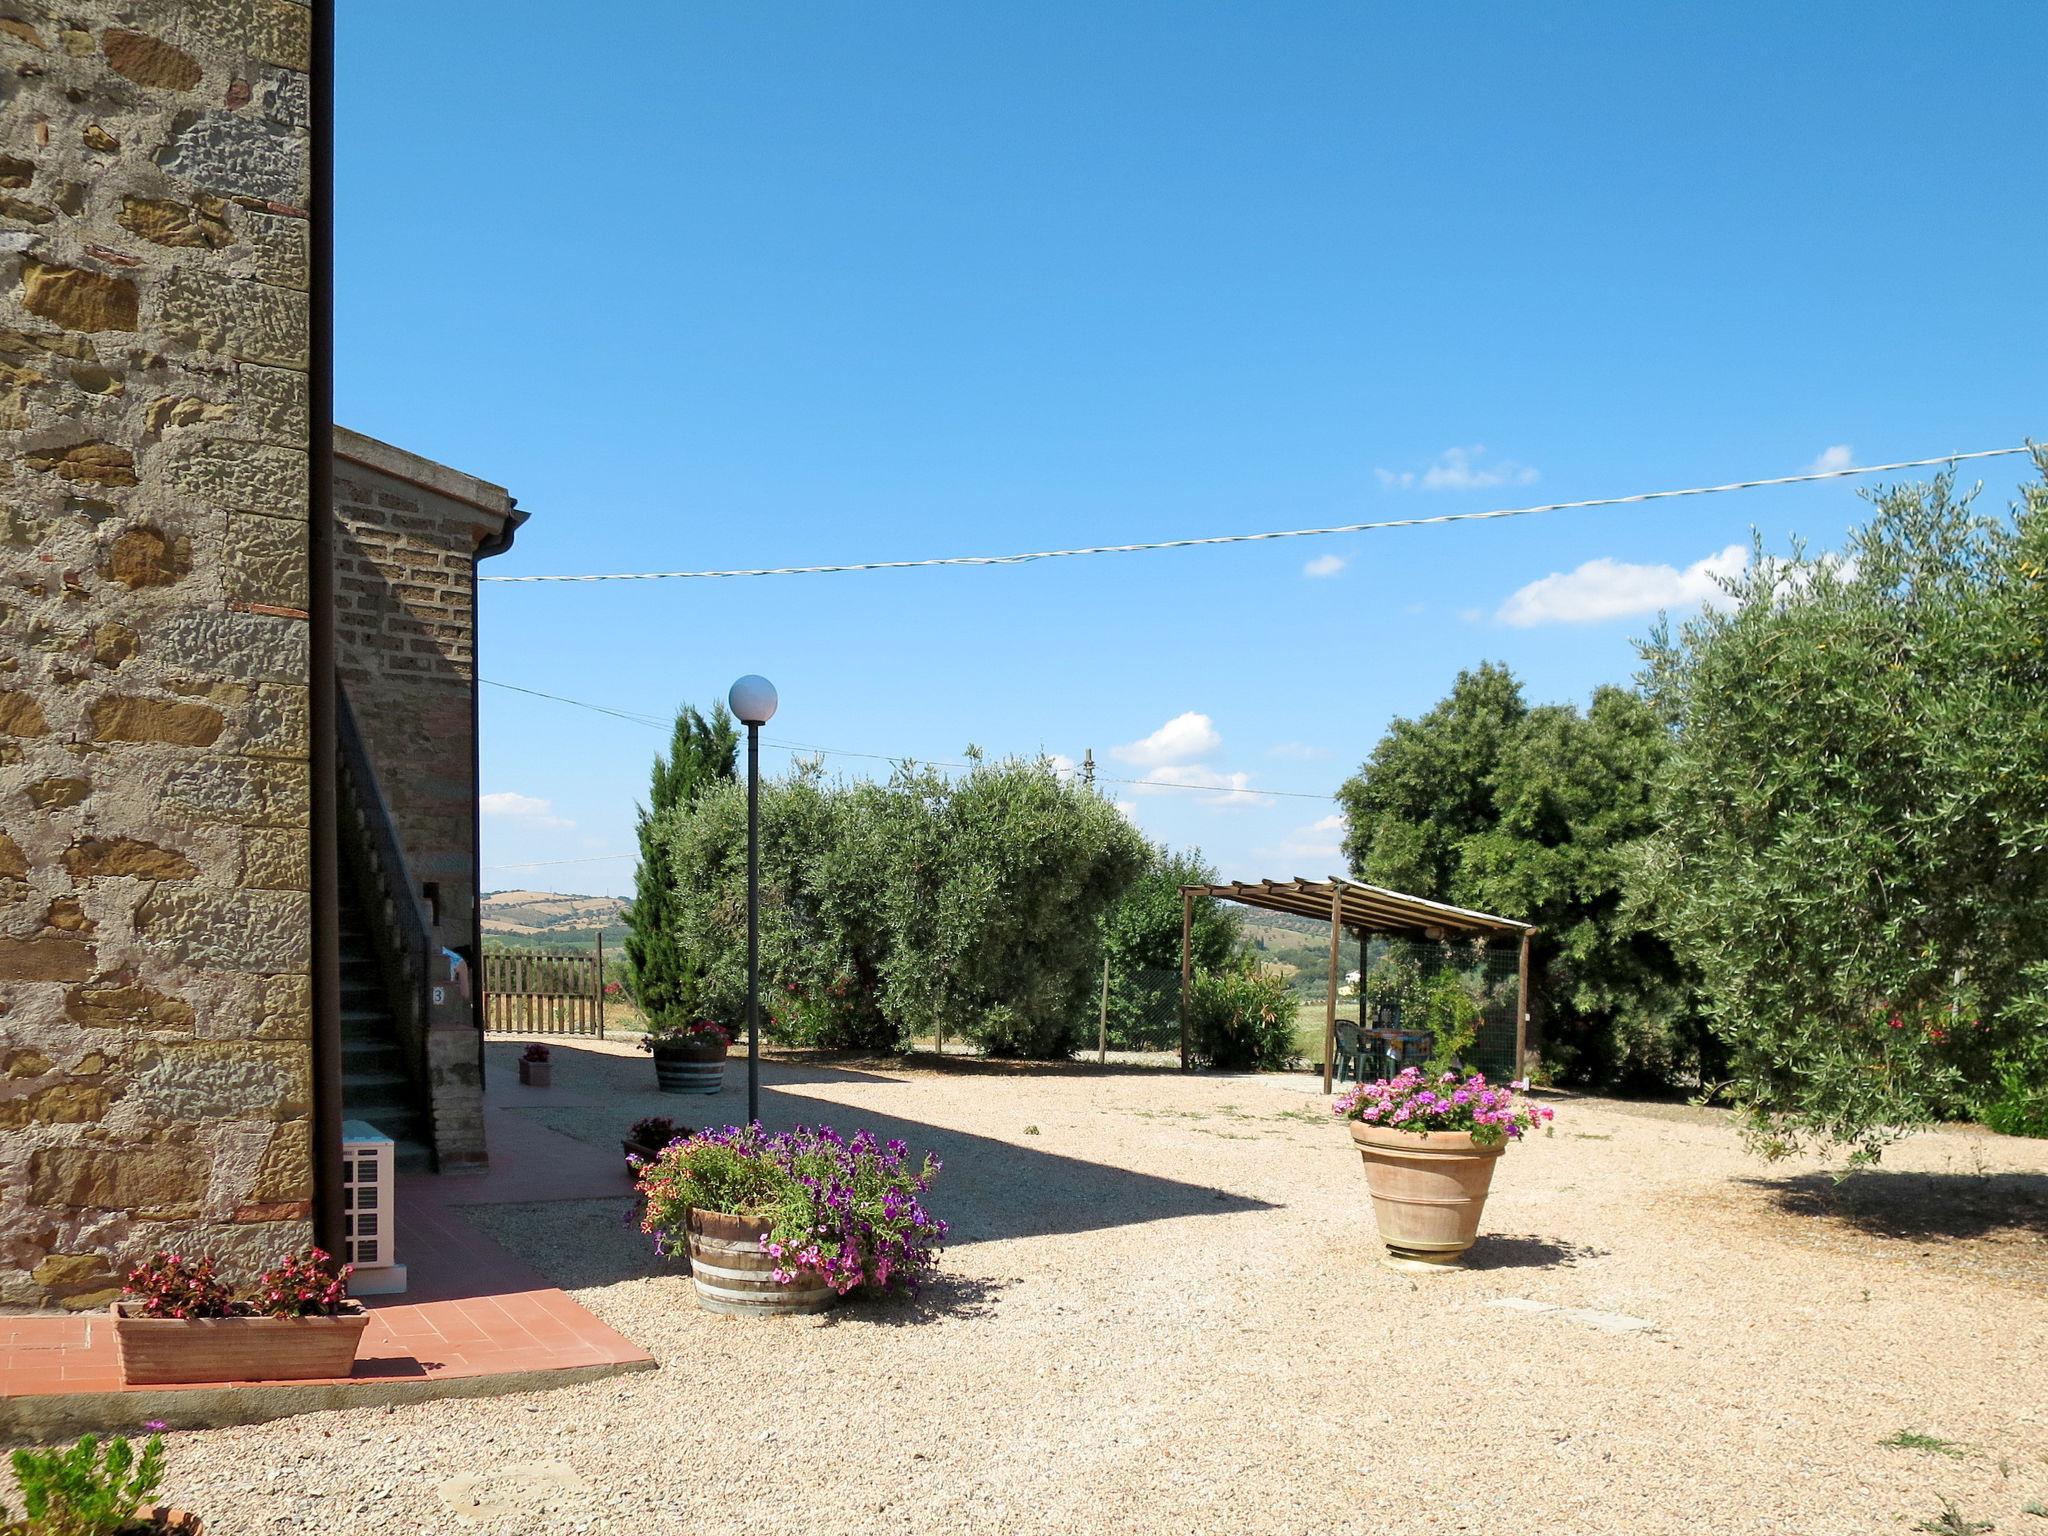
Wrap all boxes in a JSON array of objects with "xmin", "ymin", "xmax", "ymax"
[{"xmin": 1081, "ymin": 748, "xmax": 1095, "ymax": 790}]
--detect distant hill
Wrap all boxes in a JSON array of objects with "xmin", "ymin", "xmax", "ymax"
[{"xmin": 480, "ymin": 889, "xmax": 628, "ymax": 952}]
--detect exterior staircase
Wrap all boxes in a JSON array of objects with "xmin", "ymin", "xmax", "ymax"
[{"xmin": 338, "ymin": 869, "xmax": 433, "ymax": 1171}]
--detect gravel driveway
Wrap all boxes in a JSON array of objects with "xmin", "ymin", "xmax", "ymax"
[{"xmin": 96, "ymin": 1042, "xmax": 2048, "ymax": 1534}]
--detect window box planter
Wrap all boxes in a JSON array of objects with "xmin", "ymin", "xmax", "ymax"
[
  {"xmin": 111, "ymin": 1301, "xmax": 371, "ymax": 1385},
  {"xmin": 684, "ymin": 1208, "xmax": 834, "ymax": 1318},
  {"xmin": 650, "ymin": 1037, "xmax": 726, "ymax": 1095}
]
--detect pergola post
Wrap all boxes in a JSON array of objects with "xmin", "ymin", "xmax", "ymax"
[
  {"xmin": 1515, "ymin": 927, "xmax": 1533, "ymax": 1080},
  {"xmin": 1321, "ymin": 886, "xmax": 1342, "ymax": 1094},
  {"xmin": 1179, "ymin": 887, "xmax": 1193, "ymax": 1072}
]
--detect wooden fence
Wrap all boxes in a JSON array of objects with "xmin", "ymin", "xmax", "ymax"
[{"xmin": 482, "ymin": 946, "xmax": 605, "ymax": 1036}]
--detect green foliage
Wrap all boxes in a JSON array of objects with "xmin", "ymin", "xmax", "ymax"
[
  {"xmin": 1338, "ymin": 666, "xmax": 1702, "ymax": 1086},
  {"xmin": 662, "ymin": 763, "xmax": 897, "ymax": 1049},
  {"xmin": 1099, "ymin": 845, "xmax": 1243, "ymax": 1043},
  {"xmin": 1979, "ymin": 995, "xmax": 2048, "ymax": 1137},
  {"xmin": 1911, "ymin": 1500, "xmax": 1992, "ymax": 1536},
  {"xmin": 1361, "ymin": 943, "xmax": 1428, "ymax": 1021},
  {"xmin": 661, "ymin": 755, "xmax": 1148, "ymax": 1057},
  {"xmin": 1639, "ymin": 461, "xmax": 2048, "ymax": 1163},
  {"xmin": 8, "ymin": 1433, "xmax": 164, "ymax": 1536},
  {"xmin": 624, "ymin": 702, "xmax": 737, "ymax": 1023},
  {"xmin": 1881, "ymin": 1430, "xmax": 1968, "ymax": 1458},
  {"xmin": 1417, "ymin": 970, "xmax": 1481, "ymax": 1073},
  {"xmin": 1185, "ymin": 961, "xmax": 1297, "ymax": 1070},
  {"xmin": 880, "ymin": 758, "xmax": 1150, "ymax": 1057}
]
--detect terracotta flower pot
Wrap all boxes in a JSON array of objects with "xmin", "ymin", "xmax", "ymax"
[
  {"xmin": 1349, "ymin": 1122, "xmax": 1505, "ymax": 1264},
  {"xmin": 112, "ymin": 1301, "xmax": 371, "ymax": 1385},
  {"xmin": 518, "ymin": 1058, "xmax": 552, "ymax": 1087},
  {"xmin": 651, "ymin": 1038, "xmax": 726, "ymax": 1095},
  {"xmin": 684, "ymin": 1208, "xmax": 834, "ymax": 1318}
]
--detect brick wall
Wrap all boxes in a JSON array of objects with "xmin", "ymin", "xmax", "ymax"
[
  {"xmin": 0, "ymin": 0, "xmax": 316, "ymax": 1308},
  {"xmin": 333, "ymin": 430, "xmax": 519, "ymax": 1166},
  {"xmin": 332, "ymin": 429, "xmax": 517, "ymax": 965}
]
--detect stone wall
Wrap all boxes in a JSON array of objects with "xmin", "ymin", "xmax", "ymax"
[
  {"xmin": 333, "ymin": 429, "xmax": 516, "ymax": 967},
  {"xmin": 0, "ymin": 0, "xmax": 315, "ymax": 1309},
  {"xmin": 334, "ymin": 429, "xmax": 519, "ymax": 1165}
]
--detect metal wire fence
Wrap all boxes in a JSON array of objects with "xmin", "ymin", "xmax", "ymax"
[{"xmin": 1351, "ymin": 934, "xmax": 1523, "ymax": 1082}]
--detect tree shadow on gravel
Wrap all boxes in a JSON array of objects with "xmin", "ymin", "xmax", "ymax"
[
  {"xmin": 1461, "ymin": 1234, "xmax": 1609, "ymax": 1271},
  {"xmin": 462, "ymin": 1044, "xmax": 1278, "ymax": 1294},
  {"xmin": 1741, "ymin": 1170, "xmax": 2048, "ymax": 1244}
]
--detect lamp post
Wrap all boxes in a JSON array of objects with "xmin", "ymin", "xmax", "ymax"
[{"xmin": 728, "ymin": 674, "xmax": 778, "ymax": 1126}]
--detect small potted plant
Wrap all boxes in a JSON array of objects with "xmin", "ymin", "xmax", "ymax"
[
  {"xmin": 518, "ymin": 1042, "xmax": 552, "ymax": 1087},
  {"xmin": 640, "ymin": 1018, "xmax": 732, "ymax": 1095},
  {"xmin": 112, "ymin": 1248, "xmax": 368, "ymax": 1385},
  {"xmin": 5, "ymin": 1431, "xmax": 203, "ymax": 1534},
  {"xmin": 637, "ymin": 1124, "xmax": 946, "ymax": 1318},
  {"xmin": 623, "ymin": 1115, "xmax": 684, "ymax": 1177},
  {"xmin": 1335, "ymin": 1068, "xmax": 1553, "ymax": 1266}
]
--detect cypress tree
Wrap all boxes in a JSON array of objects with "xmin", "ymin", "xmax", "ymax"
[{"xmin": 623, "ymin": 701, "xmax": 738, "ymax": 1021}]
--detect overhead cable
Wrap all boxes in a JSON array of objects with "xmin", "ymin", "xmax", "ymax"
[{"xmin": 479, "ymin": 445, "xmax": 2035, "ymax": 585}]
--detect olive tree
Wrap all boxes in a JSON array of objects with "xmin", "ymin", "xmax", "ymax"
[
  {"xmin": 661, "ymin": 754, "xmax": 1149, "ymax": 1057},
  {"xmin": 1638, "ymin": 459, "xmax": 2048, "ymax": 1160}
]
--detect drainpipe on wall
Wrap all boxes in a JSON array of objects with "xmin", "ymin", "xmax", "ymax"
[
  {"xmin": 472, "ymin": 507, "xmax": 525, "ymax": 1083},
  {"xmin": 307, "ymin": 0, "xmax": 343, "ymax": 1253}
]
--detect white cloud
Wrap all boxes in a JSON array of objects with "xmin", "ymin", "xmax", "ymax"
[
  {"xmin": 480, "ymin": 791, "xmax": 574, "ymax": 830},
  {"xmin": 1111, "ymin": 712, "xmax": 1222, "ymax": 768},
  {"xmin": 1376, "ymin": 445, "xmax": 1539, "ymax": 492},
  {"xmin": 1256, "ymin": 813, "xmax": 1347, "ymax": 869},
  {"xmin": 1046, "ymin": 752, "xmax": 1076, "ymax": 776},
  {"xmin": 1496, "ymin": 543, "xmax": 1748, "ymax": 628},
  {"xmin": 1303, "ymin": 553, "xmax": 1348, "ymax": 578},
  {"xmin": 1267, "ymin": 741, "xmax": 1329, "ymax": 761},
  {"xmin": 1114, "ymin": 799, "xmax": 1139, "ymax": 821},
  {"xmin": 1127, "ymin": 764, "xmax": 1269, "ymax": 808},
  {"xmin": 1807, "ymin": 443, "xmax": 1854, "ymax": 474}
]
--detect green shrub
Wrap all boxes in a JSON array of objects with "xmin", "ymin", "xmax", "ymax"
[
  {"xmin": 1418, "ymin": 970, "xmax": 1482, "ymax": 1073},
  {"xmin": 663, "ymin": 755, "xmax": 1147, "ymax": 1058},
  {"xmin": 1187, "ymin": 963, "xmax": 1296, "ymax": 1070},
  {"xmin": 7, "ymin": 1433, "xmax": 164, "ymax": 1536},
  {"xmin": 1979, "ymin": 993, "xmax": 2048, "ymax": 1138}
]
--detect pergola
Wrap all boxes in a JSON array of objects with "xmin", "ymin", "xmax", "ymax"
[{"xmin": 1178, "ymin": 876, "xmax": 1537, "ymax": 1092}]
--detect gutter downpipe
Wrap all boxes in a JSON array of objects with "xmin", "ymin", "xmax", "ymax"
[
  {"xmin": 473, "ymin": 509, "xmax": 524, "ymax": 1087},
  {"xmin": 308, "ymin": 0, "xmax": 344, "ymax": 1254}
]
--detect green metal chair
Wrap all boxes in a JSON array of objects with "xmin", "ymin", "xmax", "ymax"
[{"xmin": 1333, "ymin": 1021, "xmax": 1365, "ymax": 1083}]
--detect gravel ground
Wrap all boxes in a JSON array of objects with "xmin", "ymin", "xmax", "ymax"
[{"xmin": 59, "ymin": 1042, "xmax": 2048, "ymax": 1535}]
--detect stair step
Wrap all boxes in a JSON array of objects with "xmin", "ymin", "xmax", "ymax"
[{"xmin": 344, "ymin": 1073, "xmax": 411, "ymax": 1097}]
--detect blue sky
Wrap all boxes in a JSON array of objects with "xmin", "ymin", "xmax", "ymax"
[{"xmin": 337, "ymin": 2, "xmax": 2047, "ymax": 897}]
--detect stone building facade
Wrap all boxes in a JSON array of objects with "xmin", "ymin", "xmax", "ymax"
[
  {"xmin": 333, "ymin": 428, "xmax": 522, "ymax": 1168},
  {"xmin": 0, "ymin": 0, "xmax": 318, "ymax": 1308}
]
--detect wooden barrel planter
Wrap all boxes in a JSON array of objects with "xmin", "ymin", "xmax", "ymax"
[
  {"xmin": 685, "ymin": 1209, "xmax": 834, "ymax": 1318},
  {"xmin": 652, "ymin": 1041, "xmax": 726, "ymax": 1095},
  {"xmin": 112, "ymin": 1301, "xmax": 371, "ymax": 1385},
  {"xmin": 1349, "ymin": 1123, "xmax": 1504, "ymax": 1265}
]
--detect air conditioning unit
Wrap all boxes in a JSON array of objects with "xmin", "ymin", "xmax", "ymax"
[{"xmin": 341, "ymin": 1120, "xmax": 407, "ymax": 1295}]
